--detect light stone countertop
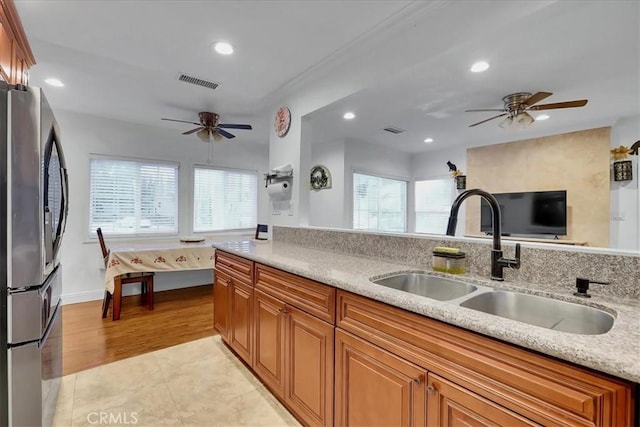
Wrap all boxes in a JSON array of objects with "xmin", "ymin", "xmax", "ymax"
[{"xmin": 213, "ymin": 240, "xmax": 640, "ymax": 383}]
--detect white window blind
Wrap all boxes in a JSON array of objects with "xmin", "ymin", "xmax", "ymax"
[
  {"xmin": 89, "ymin": 158, "xmax": 178, "ymax": 236},
  {"xmin": 193, "ymin": 167, "xmax": 257, "ymax": 232},
  {"xmin": 353, "ymin": 172, "xmax": 407, "ymax": 232},
  {"xmin": 415, "ymin": 178, "xmax": 454, "ymax": 234}
]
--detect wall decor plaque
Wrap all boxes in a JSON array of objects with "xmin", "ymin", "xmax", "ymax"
[
  {"xmin": 310, "ymin": 165, "xmax": 331, "ymax": 190},
  {"xmin": 274, "ymin": 106, "xmax": 291, "ymax": 137}
]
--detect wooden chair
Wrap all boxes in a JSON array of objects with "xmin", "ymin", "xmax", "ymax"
[{"xmin": 98, "ymin": 227, "xmax": 155, "ymax": 320}]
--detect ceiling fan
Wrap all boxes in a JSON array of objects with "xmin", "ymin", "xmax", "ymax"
[
  {"xmin": 466, "ymin": 92, "xmax": 588, "ymax": 128},
  {"xmin": 161, "ymin": 112, "xmax": 252, "ymax": 142}
]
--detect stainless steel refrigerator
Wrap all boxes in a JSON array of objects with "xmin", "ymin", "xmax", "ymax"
[{"xmin": 0, "ymin": 82, "xmax": 68, "ymax": 426}]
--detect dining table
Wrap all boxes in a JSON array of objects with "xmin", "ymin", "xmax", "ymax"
[{"xmin": 103, "ymin": 236, "xmax": 249, "ymax": 320}]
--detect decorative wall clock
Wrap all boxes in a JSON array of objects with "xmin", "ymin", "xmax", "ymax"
[
  {"xmin": 274, "ymin": 106, "xmax": 291, "ymax": 137},
  {"xmin": 310, "ymin": 165, "xmax": 331, "ymax": 190}
]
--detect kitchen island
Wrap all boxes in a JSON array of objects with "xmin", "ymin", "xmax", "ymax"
[{"xmin": 212, "ymin": 239, "xmax": 638, "ymax": 426}]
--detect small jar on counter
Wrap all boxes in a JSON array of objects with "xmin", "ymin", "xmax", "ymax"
[{"xmin": 432, "ymin": 250, "xmax": 466, "ymax": 274}]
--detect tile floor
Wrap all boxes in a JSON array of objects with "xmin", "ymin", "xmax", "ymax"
[{"xmin": 53, "ymin": 336, "xmax": 300, "ymax": 427}]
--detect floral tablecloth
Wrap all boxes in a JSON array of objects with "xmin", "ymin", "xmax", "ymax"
[{"xmin": 104, "ymin": 240, "xmax": 216, "ymax": 294}]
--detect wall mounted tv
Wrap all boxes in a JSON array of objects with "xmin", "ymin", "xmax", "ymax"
[{"xmin": 480, "ymin": 190, "xmax": 567, "ymax": 236}]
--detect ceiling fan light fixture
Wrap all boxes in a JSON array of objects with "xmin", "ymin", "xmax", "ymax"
[
  {"xmin": 498, "ymin": 116, "xmax": 513, "ymax": 129},
  {"xmin": 470, "ymin": 61, "xmax": 490, "ymax": 73},
  {"xmin": 213, "ymin": 41, "xmax": 234, "ymax": 55},
  {"xmin": 515, "ymin": 112, "xmax": 534, "ymax": 128}
]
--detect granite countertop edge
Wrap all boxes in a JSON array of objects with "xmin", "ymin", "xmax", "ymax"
[{"xmin": 213, "ymin": 240, "xmax": 640, "ymax": 383}]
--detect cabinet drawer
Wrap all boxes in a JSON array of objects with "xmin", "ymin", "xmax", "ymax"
[
  {"xmin": 255, "ymin": 264, "xmax": 336, "ymax": 324},
  {"xmin": 337, "ymin": 290, "xmax": 634, "ymax": 427},
  {"xmin": 215, "ymin": 251, "xmax": 254, "ymax": 285}
]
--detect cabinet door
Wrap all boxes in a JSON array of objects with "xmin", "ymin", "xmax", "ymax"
[
  {"xmin": 285, "ymin": 305, "xmax": 334, "ymax": 427},
  {"xmin": 335, "ymin": 329, "xmax": 426, "ymax": 427},
  {"xmin": 229, "ymin": 278, "xmax": 253, "ymax": 365},
  {"xmin": 427, "ymin": 373, "xmax": 540, "ymax": 427},
  {"xmin": 253, "ymin": 289, "xmax": 286, "ymax": 396},
  {"xmin": 213, "ymin": 272, "xmax": 231, "ymax": 341}
]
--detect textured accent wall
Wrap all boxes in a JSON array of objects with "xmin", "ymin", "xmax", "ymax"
[{"xmin": 465, "ymin": 127, "xmax": 611, "ymax": 247}]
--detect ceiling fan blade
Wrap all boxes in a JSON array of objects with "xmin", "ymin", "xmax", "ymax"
[
  {"xmin": 182, "ymin": 127, "xmax": 204, "ymax": 135},
  {"xmin": 217, "ymin": 123, "xmax": 253, "ymax": 130},
  {"xmin": 197, "ymin": 128, "xmax": 210, "ymax": 142},
  {"xmin": 216, "ymin": 128, "xmax": 236, "ymax": 139},
  {"xmin": 211, "ymin": 131, "xmax": 223, "ymax": 141},
  {"xmin": 161, "ymin": 118, "xmax": 201, "ymax": 126},
  {"xmin": 522, "ymin": 92, "xmax": 552, "ymax": 107},
  {"xmin": 465, "ymin": 109, "xmax": 505, "ymax": 112},
  {"xmin": 468, "ymin": 113, "xmax": 508, "ymax": 127},
  {"xmin": 530, "ymin": 100, "xmax": 588, "ymax": 110}
]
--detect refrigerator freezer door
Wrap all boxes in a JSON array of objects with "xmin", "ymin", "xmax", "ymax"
[
  {"xmin": 8, "ymin": 264, "xmax": 62, "ymax": 344},
  {"xmin": 8, "ymin": 302, "xmax": 62, "ymax": 427}
]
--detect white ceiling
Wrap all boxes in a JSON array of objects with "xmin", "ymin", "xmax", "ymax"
[
  {"xmin": 15, "ymin": 0, "xmax": 412, "ymax": 144},
  {"xmin": 15, "ymin": 1, "xmax": 640, "ymax": 152}
]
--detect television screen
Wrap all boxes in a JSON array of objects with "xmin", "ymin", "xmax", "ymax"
[{"xmin": 480, "ymin": 190, "xmax": 567, "ymax": 236}]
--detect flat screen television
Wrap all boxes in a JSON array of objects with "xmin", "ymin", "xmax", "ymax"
[{"xmin": 480, "ymin": 190, "xmax": 567, "ymax": 236}]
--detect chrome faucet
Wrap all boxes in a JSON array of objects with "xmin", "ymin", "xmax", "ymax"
[{"xmin": 446, "ymin": 188, "xmax": 521, "ymax": 281}]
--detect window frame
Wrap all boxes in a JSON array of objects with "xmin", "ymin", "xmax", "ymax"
[
  {"xmin": 191, "ymin": 164, "xmax": 259, "ymax": 234},
  {"xmin": 87, "ymin": 154, "xmax": 180, "ymax": 239},
  {"xmin": 351, "ymin": 169, "xmax": 409, "ymax": 233},
  {"xmin": 413, "ymin": 175, "xmax": 456, "ymax": 235}
]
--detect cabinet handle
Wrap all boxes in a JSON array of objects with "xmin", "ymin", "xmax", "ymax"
[
  {"xmin": 225, "ymin": 278, "xmax": 232, "ymax": 285},
  {"xmin": 427, "ymin": 385, "xmax": 436, "ymax": 395},
  {"xmin": 413, "ymin": 377, "xmax": 422, "ymax": 385},
  {"xmin": 280, "ymin": 305, "xmax": 289, "ymax": 315}
]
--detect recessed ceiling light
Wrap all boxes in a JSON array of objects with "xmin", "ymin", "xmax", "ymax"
[
  {"xmin": 45, "ymin": 78, "xmax": 64, "ymax": 87},
  {"xmin": 424, "ymin": 138, "xmax": 434, "ymax": 143},
  {"xmin": 470, "ymin": 61, "xmax": 490, "ymax": 73},
  {"xmin": 343, "ymin": 112, "xmax": 355, "ymax": 120},
  {"xmin": 213, "ymin": 42, "xmax": 234, "ymax": 55},
  {"xmin": 536, "ymin": 114, "xmax": 550, "ymax": 121}
]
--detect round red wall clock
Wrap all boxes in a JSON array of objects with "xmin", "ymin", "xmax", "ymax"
[{"xmin": 274, "ymin": 106, "xmax": 291, "ymax": 137}]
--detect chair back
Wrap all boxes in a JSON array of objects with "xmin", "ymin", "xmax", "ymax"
[{"xmin": 96, "ymin": 228, "xmax": 110, "ymax": 267}]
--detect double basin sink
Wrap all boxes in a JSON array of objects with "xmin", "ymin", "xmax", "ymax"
[{"xmin": 372, "ymin": 273, "xmax": 614, "ymax": 335}]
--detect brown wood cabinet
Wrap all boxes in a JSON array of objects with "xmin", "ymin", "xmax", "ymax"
[
  {"xmin": 253, "ymin": 289, "xmax": 286, "ymax": 395},
  {"xmin": 216, "ymin": 250, "xmax": 635, "ymax": 427},
  {"xmin": 213, "ymin": 251, "xmax": 255, "ymax": 366},
  {"xmin": 336, "ymin": 290, "xmax": 635, "ymax": 427},
  {"xmin": 335, "ymin": 328, "xmax": 426, "ymax": 427},
  {"xmin": 427, "ymin": 373, "xmax": 540, "ymax": 427},
  {"xmin": 254, "ymin": 264, "xmax": 335, "ymax": 427},
  {"xmin": 212, "ymin": 270, "xmax": 230, "ymax": 340},
  {"xmin": 229, "ymin": 278, "xmax": 253, "ymax": 364},
  {"xmin": 0, "ymin": 0, "xmax": 35, "ymax": 84}
]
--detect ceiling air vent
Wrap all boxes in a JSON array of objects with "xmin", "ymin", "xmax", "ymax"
[
  {"xmin": 177, "ymin": 73, "xmax": 220, "ymax": 90},
  {"xmin": 383, "ymin": 126, "xmax": 406, "ymax": 134}
]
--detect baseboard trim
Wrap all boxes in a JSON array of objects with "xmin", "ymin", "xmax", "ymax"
[
  {"xmin": 62, "ymin": 290, "xmax": 105, "ymax": 305},
  {"xmin": 62, "ymin": 282, "xmax": 214, "ymax": 306}
]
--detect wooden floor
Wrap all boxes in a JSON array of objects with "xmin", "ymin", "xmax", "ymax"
[{"xmin": 61, "ymin": 284, "xmax": 215, "ymax": 376}]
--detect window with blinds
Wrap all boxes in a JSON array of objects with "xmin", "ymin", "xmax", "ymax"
[
  {"xmin": 89, "ymin": 158, "xmax": 179, "ymax": 236},
  {"xmin": 415, "ymin": 178, "xmax": 454, "ymax": 234},
  {"xmin": 193, "ymin": 166, "xmax": 257, "ymax": 232},
  {"xmin": 353, "ymin": 172, "xmax": 407, "ymax": 232}
]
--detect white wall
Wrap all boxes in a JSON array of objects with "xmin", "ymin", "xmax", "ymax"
[
  {"xmin": 309, "ymin": 140, "xmax": 346, "ymax": 228},
  {"xmin": 610, "ymin": 115, "xmax": 639, "ymax": 251},
  {"xmin": 56, "ymin": 110, "xmax": 269, "ymax": 303}
]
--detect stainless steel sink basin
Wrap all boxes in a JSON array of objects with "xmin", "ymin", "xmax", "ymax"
[
  {"xmin": 460, "ymin": 291, "xmax": 614, "ymax": 335},
  {"xmin": 372, "ymin": 273, "xmax": 477, "ymax": 301}
]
